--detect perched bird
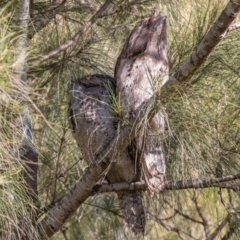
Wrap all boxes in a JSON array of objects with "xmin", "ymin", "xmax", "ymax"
[
  {"xmin": 115, "ymin": 13, "xmax": 169, "ymax": 193},
  {"xmin": 67, "ymin": 74, "xmax": 145, "ymax": 235}
]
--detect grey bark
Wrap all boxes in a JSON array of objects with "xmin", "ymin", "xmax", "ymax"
[
  {"xmin": 33, "ymin": 0, "xmax": 113, "ymax": 66},
  {"xmin": 166, "ymin": 0, "xmax": 240, "ymax": 86},
  {"xmin": 94, "ymin": 173, "xmax": 240, "ymax": 193}
]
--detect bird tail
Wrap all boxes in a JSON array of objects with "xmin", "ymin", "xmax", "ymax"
[
  {"xmin": 142, "ymin": 149, "xmax": 165, "ymax": 193},
  {"xmin": 117, "ymin": 191, "xmax": 145, "ymax": 235},
  {"xmin": 142, "ymin": 133, "xmax": 166, "ymax": 194}
]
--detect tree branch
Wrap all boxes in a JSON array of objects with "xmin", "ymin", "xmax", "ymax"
[
  {"xmin": 165, "ymin": 0, "xmax": 240, "ymax": 86},
  {"xmin": 28, "ymin": 0, "xmax": 67, "ymax": 39},
  {"xmin": 32, "ymin": 0, "xmax": 113, "ymax": 67},
  {"xmin": 148, "ymin": 213, "xmax": 195, "ymax": 240},
  {"xmin": 93, "ymin": 173, "xmax": 240, "ymax": 193},
  {"xmin": 36, "ymin": 124, "xmax": 134, "ymax": 238},
  {"xmin": 207, "ymin": 216, "xmax": 229, "ymax": 240},
  {"xmin": 164, "ymin": 200, "xmax": 204, "ymax": 225},
  {"xmin": 40, "ymin": 173, "xmax": 240, "ymax": 236},
  {"xmin": 192, "ymin": 193, "xmax": 210, "ymax": 239}
]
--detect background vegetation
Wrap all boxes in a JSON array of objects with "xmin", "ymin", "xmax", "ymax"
[{"xmin": 0, "ymin": 0, "xmax": 240, "ymax": 239}]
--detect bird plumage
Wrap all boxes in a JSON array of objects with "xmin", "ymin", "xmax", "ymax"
[
  {"xmin": 115, "ymin": 13, "xmax": 169, "ymax": 193},
  {"xmin": 67, "ymin": 74, "xmax": 145, "ymax": 235}
]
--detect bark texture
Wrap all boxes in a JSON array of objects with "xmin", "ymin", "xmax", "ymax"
[{"xmin": 166, "ymin": 0, "xmax": 240, "ymax": 86}]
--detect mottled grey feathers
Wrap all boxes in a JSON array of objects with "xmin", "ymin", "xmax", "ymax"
[
  {"xmin": 115, "ymin": 14, "xmax": 169, "ymax": 193},
  {"xmin": 67, "ymin": 74, "xmax": 145, "ymax": 234},
  {"xmin": 67, "ymin": 12, "xmax": 169, "ymax": 236}
]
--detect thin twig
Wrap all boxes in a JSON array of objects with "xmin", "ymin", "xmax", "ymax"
[
  {"xmin": 32, "ymin": 0, "xmax": 113, "ymax": 66},
  {"xmin": 28, "ymin": 0, "xmax": 67, "ymax": 39},
  {"xmin": 93, "ymin": 173, "xmax": 240, "ymax": 193},
  {"xmin": 192, "ymin": 192, "xmax": 210, "ymax": 239},
  {"xmin": 52, "ymin": 132, "xmax": 66, "ymax": 202},
  {"xmin": 164, "ymin": 199, "xmax": 204, "ymax": 225},
  {"xmin": 148, "ymin": 213, "xmax": 197, "ymax": 240},
  {"xmin": 207, "ymin": 216, "xmax": 229, "ymax": 240}
]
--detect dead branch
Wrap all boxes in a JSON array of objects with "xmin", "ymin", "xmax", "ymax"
[{"xmin": 164, "ymin": 199, "xmax": 204, "ymax": 225}]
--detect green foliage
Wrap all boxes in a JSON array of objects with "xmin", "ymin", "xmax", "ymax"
[{"xmin": 0, "ymin": 4, "xmax": 40, "ymax": 239}]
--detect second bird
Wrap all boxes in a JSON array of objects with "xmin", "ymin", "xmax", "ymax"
[{"xmin": 115, "ymin": 13, "xmax": 169, "ymax": 193}]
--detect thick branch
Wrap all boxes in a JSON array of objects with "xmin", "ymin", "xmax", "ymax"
[
  {"xmin": 165, "ymin": 0, "xmax": 240, "ymax": 86},
  {"xmin": 32, "ymin": 0, "xmax": 113, "ymax": 66},
  {"xmin": 38, "ymin": 174, "xmax": 240, "ymax": 237}
]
